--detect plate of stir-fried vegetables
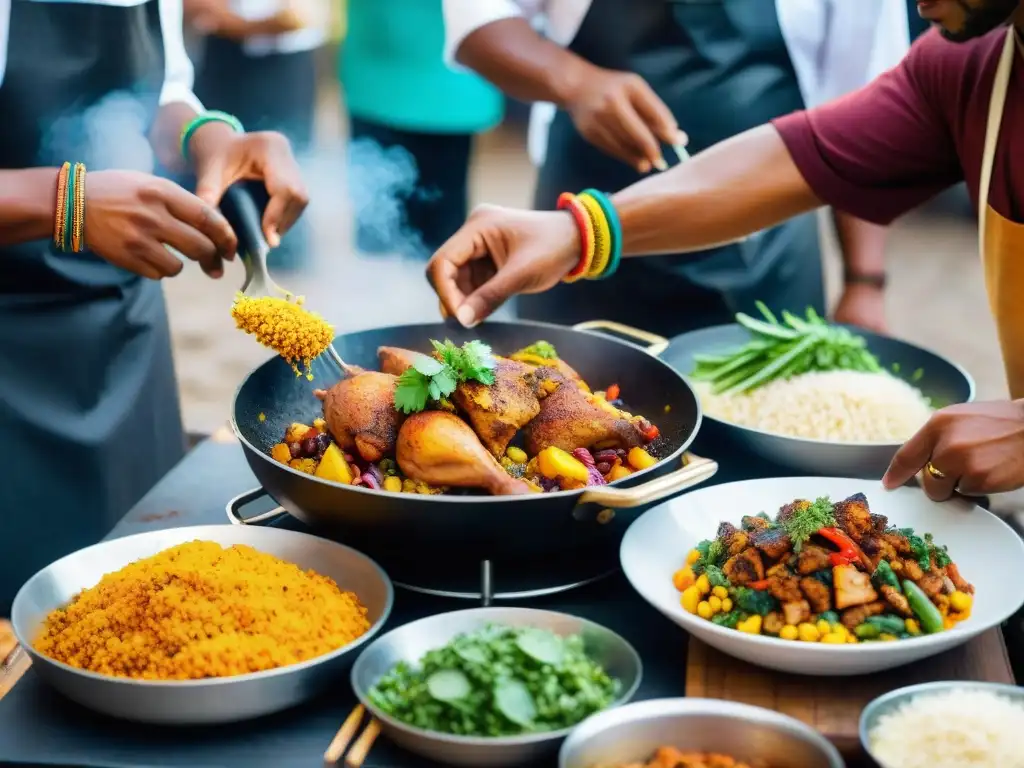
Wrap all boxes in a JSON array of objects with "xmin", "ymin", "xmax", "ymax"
[{"xmin": 620, "ymin": 477, "xmax": 1024, "ymax": 676}]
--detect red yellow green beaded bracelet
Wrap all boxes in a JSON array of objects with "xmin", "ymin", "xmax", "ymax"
[{"xmin": 557, "ymin": 192, "xmax": 595, "ymax": 283}]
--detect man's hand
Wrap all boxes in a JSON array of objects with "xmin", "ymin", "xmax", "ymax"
[
  {"xmin": 834, "ymin": 283, "xmax": 887, "ymax": 333},
  {"xmin": 564, "ymin": 66, "xmax": 687, "ymax": 174},
  {"xmin": 187, "ymin": 0, "xmax": 304, "ymax": 38},
  {"xmin": 190, "ymin": 125, "xmax": 308, "ymax": 247},
  {"xmin": 882, "ymin": 400, "xmax": 1024, "ymax": 500},
  {"xmin": 84, "ymin": 170, "xmax": 237, "ymax": 279}
]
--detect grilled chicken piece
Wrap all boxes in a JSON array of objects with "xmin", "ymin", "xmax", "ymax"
[
  {"xmin": 800, "ymin": 577, "xmax": 833, "ymax": 614},
  {"xmin": 452, "ymin": 357, "xmax": 543, "ymax": 458},
  {"xmin": 946, "ymin": 562, "xmax": 975, "ymax": 594},
  {"xmin": 840, "ymin": 601, "xmax": 886, "ymax": 630},
  {"xmin": 396, "ymin": 411, "xmax": 532, "ymax": 495},
  {"xmin": 763, "ymin": 611, "xmax": 786, "ymax": 636},
  {"xmin": 722, "ymin": 548, "xmax": 765, "ymax": 586},
  {"xmin": 775, "ymin": 499, "xmax": 807, "ymax": 526},
  {"xmin": 741, "ymin": 514, "xmax": 773, "ymax": 532},
  {"xmin": 881, "ymin": 529, "xmax": 913, "ymax": 555},
  {"xmin": 524, "ymin": 376, "xmax": 643, "ymax": 454},
  {"xmin": 869, "ymin": 513, "xmax": 889, "ymax": 533},
  {"xmin": 880, "ymin": 584, "xmax": 913, "ymax": 617},
  {"xmin": 377, "ymin": 346, "xmax": 424, "ymax": 376},
  {"xmin": 717, "ymin": 522, "xmax": 749, "ymax": 556},
  {"xmin": 859, "ymin": 535, "xmax": 898, "ymax": 569},
  {"xmin": 902, "ymin": 559, "xmax": 925, "ymax": 582},
  {"xmin": 751, "ymin": 527, "xmax": 792, "ymax": 560},
  {"xmin": 833, "ymin": 493, "xmax": 873, "ymax": 541},
  {"xmin": 315, "ymin": 372, "xmax": 404, "ymax": 462},
  {"xmin": 833, "ymin": 564, "xmax": 879, "ymax": 609},
  {"xmin": 796, "ymin": 545, "xmax": 832, "ymax": 575},
  {"xmin": 782, "ymin": 600, "xmax": 812, "ymax": 626},
  {"xmin": 767, "ymin": 569, "xmax": 803, "ymax": 604},
  {"xmin": 915, "ymin": 571, "xmax": 946, "ymax": 599}
]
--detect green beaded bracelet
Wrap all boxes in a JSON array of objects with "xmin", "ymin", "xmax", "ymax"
[
  {"xmin": 180, "ymin": 111, "xmax": 245, "ymax": 163},
  {"xmin": 580, "ymin": 189, "xmax": 622, "ymax": 280}
]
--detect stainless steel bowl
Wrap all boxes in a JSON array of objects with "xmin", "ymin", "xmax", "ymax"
[
  {"xmin": 860, "ymin": 681, "xmax": 1024, "ymax": 765},
  {"xmin": 12, "ymin": 525, "xmax": 393, "ymax": 725},
  {"xmin": 661, "ymin": 324, "xmax": 975, "ymax": 478},
  {"xmin": 560, "ymin": 698, "xmax": 845, "ymax": 767},
  {"xmin": 350, "ymin": 607, "xmax": 643, "ymax": 767}
]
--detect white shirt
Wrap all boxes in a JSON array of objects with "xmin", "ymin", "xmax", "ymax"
[
  {"xmin": 442, "ymin": 0, "xmax": 911, "ymax": 167},
  {"xmin": 230, "ymin": 0, "xmax": 327, "ymax": 56},
  {"xmin": 0, "ymin": 0, "xmax": 203, "ymax": 114}
]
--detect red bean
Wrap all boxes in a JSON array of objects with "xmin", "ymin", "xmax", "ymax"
[
  {"xmin": 301, "ymin": 437, "xmax": 319, "ymax": 457},
  {"xmin": 572, "ymin": 448, "xmax": 596, "ymax": 467},
  {"xmin": 596, "ymin": 462, "xmax": 612, "ymax": 475},
  {"xmin": 288, "ymin": 442, "xmax": 303, "ymax": 459},
  {"xmin": 594, "ymin": 449, "xmax": 619, "ymax": 463}
]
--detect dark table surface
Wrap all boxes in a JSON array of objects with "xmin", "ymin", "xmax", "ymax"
[{"xmin": 1, "ymin": 432, "xmax": 1021, "ymax": 768}]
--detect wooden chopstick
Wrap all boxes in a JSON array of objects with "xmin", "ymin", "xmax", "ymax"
[{"xmin": 323, "ymin": 704, "xmax": 381, "ymax": 768}]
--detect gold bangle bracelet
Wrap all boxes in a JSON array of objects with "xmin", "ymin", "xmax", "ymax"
[
  {"xmin": 72, "ymin": 163, "xmax": 86, "ymax": 253},
  {"xmin": 54, "ymin": 162, "xmax": 70, "ymax": 250}
]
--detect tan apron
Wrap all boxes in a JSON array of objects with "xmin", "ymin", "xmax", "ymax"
[{"xmin": 980, "ymin": 26, "xmax": 1024, "ymax": 399}]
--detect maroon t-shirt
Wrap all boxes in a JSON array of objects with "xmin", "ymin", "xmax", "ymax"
[{"xmin": 773, "ymin": 26, "xmax": 1024, "ymax": 225}]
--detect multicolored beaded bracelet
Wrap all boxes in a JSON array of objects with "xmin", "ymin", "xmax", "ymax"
[
  {"xmin": 575, "ymin": 192, "xmax": 611, "ymax": 279},
  {"xmin": 579, "ymin": 189, "xmax": 622, "ymax": 280},
  {"xmin": 557, "ymin": 192, "xmax": 595, "ymax": 283},
  {"xmin": 179, "ymin": 110, "xmax": 244, "ymax": 163}
]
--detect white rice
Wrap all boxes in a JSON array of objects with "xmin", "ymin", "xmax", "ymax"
[
  {"xmin": 693, "ymin": 370, "xmax": 933, "ymax": 443},
  {"xmin": 868, "ymin": 689, "xmax": 1024, "ymax": 768}
]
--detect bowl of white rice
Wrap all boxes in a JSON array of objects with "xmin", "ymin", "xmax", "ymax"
[
  {"xmin": 660, "ymin": 324, "xmax": 975, "ymax": 478},
  {"xmin": 860, "ymin": 681, "xmax": 1024, "ymax": 768}
]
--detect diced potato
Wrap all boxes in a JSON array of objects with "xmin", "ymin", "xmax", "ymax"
[
  {"xmin": 312, "ymin": 417, "xmax": 327, "ymax": 431},
  {"xmin": 271, "ymin": 443, "xmax": 292, "ymax": 464},
  {"xmin": 285, "ymin": 422, "xmax": 313, "ymax": 443},
  {"xmin": 289, "ymin": 458, "xmax": 316, "ymax": 474},
  {"xmin": 506, "ymin": 446, "xmax": 528, "ymax": 464},
  {"xmin": 536, "ymin": 446, "xmax": 590, "ymax": 484},
  {"xmin": 627, "ymin": 447, "xmax": 658, "ymax": 471},
  {"xmin": 314, "ymin": 443, "xmax": 353, "ymax": 484},
  {"xmin": 607, "ymin": 464, "xmax": 632, "ymax": 482},
  {"xmin": 382, "ymin": 476, "xmax": 402, "ymax": 493}
]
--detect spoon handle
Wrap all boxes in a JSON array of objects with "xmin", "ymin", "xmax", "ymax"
[{"xmin": 221, "ymin": 183, "xmax": 273, "ymax": 294}]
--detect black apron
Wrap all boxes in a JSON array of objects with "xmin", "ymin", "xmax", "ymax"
[
  {"xmin": 521, "ymin": 0, "xmax": 824, "ymax": 337},
  {"xmin": 0, "ymin": 0, "xmax": 185, "ymax": 613}
]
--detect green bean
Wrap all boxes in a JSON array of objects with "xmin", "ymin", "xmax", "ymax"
[
  {"xmin": 727, "ymin": 334, "xmax": 819, "ymax": 394},
  {"xmin": 735, "ymin": 313, "xmax": 798, "ymax": 340},
  {"xmin": 903, "ymin": 580, "xmax": 944, "ymax": 634},
  {"xmin": 754, "ymin": 300, "xmax": 779, "ymax": 325}
]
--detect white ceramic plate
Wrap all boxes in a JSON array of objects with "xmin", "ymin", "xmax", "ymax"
[{"xmin": 620, "ymin": 477, "xmax": 1024, "ymax": 676}]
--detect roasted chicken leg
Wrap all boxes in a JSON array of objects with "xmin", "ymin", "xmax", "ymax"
[
  {"xmin": 315, "ymin": 371, "xmax": 405, "ymax": 462},
  {"xmin": 524, "ymin": 379, "xmax": 643, "ymax": 455},
  {"xmin": 396, "ymin": 411, "xmax": 532, "ymax": 495},
  {"xmin": 377, "ymin": 346, "xmax": 422, "ymax": 377}
]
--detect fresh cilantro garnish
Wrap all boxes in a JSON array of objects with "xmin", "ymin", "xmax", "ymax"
[
  {"xmin": 519, "ymin": 340, "xmax": 558, "ymax": 360},
  {"xmin": 393, "ymin": 340, "xmax": 497, "ymax": 414},
  {"xmin": 781, "ymin": 496, "xmax": 836, "ymax": 552}
]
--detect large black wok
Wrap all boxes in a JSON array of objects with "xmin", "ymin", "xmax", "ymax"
[{"xmin": 229, "ymin": 320, "xmax": 717, "ymax": 570}]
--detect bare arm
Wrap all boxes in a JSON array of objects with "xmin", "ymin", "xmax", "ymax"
[
  {"xmin": 0, "ymin": 169, "xmax": 60, "ymax": 246},
  {"xmin": 455, "ymin": 17, "xmax": 592, "ymax": 108},
  {"xmin": 611, "ymin": 125, "xmax": 821, "ymax": 255},
  {"xmin": 833, "ymin": 210, "xmax": 887, "ymax": 278}
]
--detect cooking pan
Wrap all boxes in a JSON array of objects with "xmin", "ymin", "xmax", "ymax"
[
  {"xmin": 575, "ymin": 320, "xmax": 975, "ymax": 478},
  {"xmin": 229, "ymin": 321, "xmax": 717, "ymax": 567}
]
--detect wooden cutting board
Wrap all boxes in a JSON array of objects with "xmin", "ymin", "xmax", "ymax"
[
  {"xmin": 687, "ymin": 629, "xmax": 1014, "ymax": 765},
  {"xmin": 0, "ymin": 620, "xmax": 30, "ymax": 701}
]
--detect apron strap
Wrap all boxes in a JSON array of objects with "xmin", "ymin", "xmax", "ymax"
[{"xmin": 978, "ymin": 26, "xmax": 1017, "ymax": 256}]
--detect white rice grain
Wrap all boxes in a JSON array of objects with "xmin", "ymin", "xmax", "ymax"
[
  {"xmin": 868, "ymin": 689, "xmax": 1024, "ymax": 768},
  {"xmin": 693, "ymin": 370, "xmax": 933, "ymax": 443}
]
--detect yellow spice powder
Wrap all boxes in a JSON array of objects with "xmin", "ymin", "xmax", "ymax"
[
  {"xmin": 231, "ymin": 293, "xmax": 334, "ymax": 379},
  {"xmin": 33, "ymin": 540, "xmax": 371, "ymax": 680}
]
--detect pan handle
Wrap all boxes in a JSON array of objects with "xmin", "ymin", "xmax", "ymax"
[
  {"xmin": 577, "ymin": 453, "xmax": 717, "ymax": 510},
  {"xmin": 572, "ymin": 320, "xmax": 670, "ymax": 356},
  {"xmin": 226, "ymin": 487, "xmax": 287, "ymax": 526}
]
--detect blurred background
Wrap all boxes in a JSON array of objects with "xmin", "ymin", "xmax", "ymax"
[{"xmin": 170, "ymin": 0, "xmax": 1003, "ymax": 440}]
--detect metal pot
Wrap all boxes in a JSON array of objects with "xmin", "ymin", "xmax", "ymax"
[{"xmin": 229, "ymin": 321, "xmax": 717, "ymax": 591}]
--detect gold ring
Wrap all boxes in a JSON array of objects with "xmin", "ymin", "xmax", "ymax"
[{"xmin": 926, "ymin": 462, "xmax": 947, "ymax": 479}]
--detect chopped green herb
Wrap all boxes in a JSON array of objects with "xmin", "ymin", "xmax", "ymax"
[
  {"xmin": 518, "ymin": 340, "xmax": 558, "ymax": 359},
  {"xmin": 393, "ymin": 340, "xmax": 497, "ymax": 414},
  {"xmin": 781, "ymin": 496, "xmax": 836, "ymax": 551}
]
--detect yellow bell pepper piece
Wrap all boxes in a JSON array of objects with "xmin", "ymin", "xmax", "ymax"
[
  {"xmin": 537, "ymin": 446, "xmax": 590, "ymax": 483},
  {"xmin": 627, "ymin": 446, "xmax": 658, "ymax": 471},
  {"xmin": 270, "ymin": 443, "xmax": 292, "ymax": 464},
  {"xmin": 737, "ymin": 615, "xmax": 762, "ymax": 635},
  {"xmin": 607, "ymin": 464, "xmax": 632, "ymax": 482},
  {"xmin": 950, "ymin": 590, "xmax": 973, "ymax": 613},
  {"xmin": 315, "ymin": 443, "xmax": 353, "ymax": 485}
]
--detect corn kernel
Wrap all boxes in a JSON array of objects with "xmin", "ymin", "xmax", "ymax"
[
  {"xmin": 721, "ymin": 598, "xmax": 733, "ymax": 612},
  {"xmin": 681, "ymin": 586, "xmax": 701, "ymax": 614},
  {"xmin": 779, "ymin": 625, "xmax": 799, "ymax": 641},
  {"xmin": 695, "ymin": 574, "xmax": 711, "ymax": 595},
  {"xmin": 831, "ymin": 623, "xmax": 849, "ymax": 639},
  {"xmin": 797, "ymin": 623, "xmax": 820, "ymax": 642},
  {"xmin": 846, "ymin": 635, "xmax": 859, "ymax": 644},
  {"xmin": 708, "ymin": 595, "xmax": 722, "ymax": 614},
  {"xmin": 712, "ymin": 586, "xmax": 729, "ymax": 600},
  {"xmin": 816, "ymin": 619, "xmax": 832, "ymax": 636},
  {"xmin": 737, "ymin": 615, "xmax": 762, "ymax": 635},
  {"xmin": 950, "ymin": 591, "xmax": 972, "ymax": 613},
  {"xmin": 820, "ymin": 633, "xmax": 846, "ymax": 644},
  {"xmin": 686, "ymin": 548, "xmax": 701, "ymax": 566},
  {"xmin": 697, "ymin": 601, "xmax": 714, "ymax": 619},
  {"xmin": 879, "ymin": 633, "xmax": 898, "ymax": 642},
  {"xmin": 506, "ymin": 446, "xmax": 528, "ymax": 464},
  {"xmin": 904, "ymin": 619, "xmax": 920, "ymax": 636},
  {"xmin": 672, "ymin": 567, "xmax": 696, "ymax": 592},
  {"xmin": 382, "ymin": 476, "xmax": 402, "ymax": 493}
]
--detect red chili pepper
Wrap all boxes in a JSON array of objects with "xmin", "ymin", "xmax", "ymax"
[
  {"xmin": 641, "ymin": 424, "xmax": 660, "ymax": 441},
  {"xmin": 605, "ymin": 383, "xmax": 621, "ymax": 401},
  {"xmin": 818, "ymin": 527, "xmax": 868, "ymax": 569},
  {"xmin": 747, "ymin": 579, "xmax": 771, "ymax": 590},
  {"xmin": 829, "ymin": 552, "xmax": 858, "ymax": 567}
]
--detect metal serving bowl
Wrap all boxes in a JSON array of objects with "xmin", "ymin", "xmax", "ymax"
[
  {"xmin": 350, "ymin": 607, "xmax": 643, "ymax": 767},
  {"xmin": 560, "ymin": 698, "xmax": 845, "ymax": 768},
  {"xmin": 860, "ymin": 681, "xmax": 1024, "ymax": 765},
  {"xmin": 11, "ymin": 525, "xmax": 393, "ymax": 725}
]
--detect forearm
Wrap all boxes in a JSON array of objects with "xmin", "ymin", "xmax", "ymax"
[
  {"xmin": 151, "ymin": 102, "xmax": 200, "ymax": 173},
  {"xmin": 455, "ymin": 18, "xmax": 593, "ymax": 107},
  {"xmin": 0, "ymin": 169, "xmax": 60, "ymax": 246},
  {"xmin": 833, "ymin": 210, "xmax": 887, "ymax": 278},
  {"xmin": 611, "ymin": 125, "xmax": 821, "ymax": 256}
]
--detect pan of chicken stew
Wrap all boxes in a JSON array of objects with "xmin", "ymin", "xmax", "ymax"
[{"xmin": 230, "ymin": 321, "xmax": 716, "ymax": 561}]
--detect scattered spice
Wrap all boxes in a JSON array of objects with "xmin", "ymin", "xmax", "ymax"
[
  {"xmin": 33, "ymin": 540, "xmax": 370, "ymax": 680},
  {"xmin": 231, "ymin": 293, "xmax": 334, "ymax": 379}
]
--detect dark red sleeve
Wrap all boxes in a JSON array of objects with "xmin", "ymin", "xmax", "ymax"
[{"xmin": 771, "ymin": 34, "xmax": 964, "ymax": 225}]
